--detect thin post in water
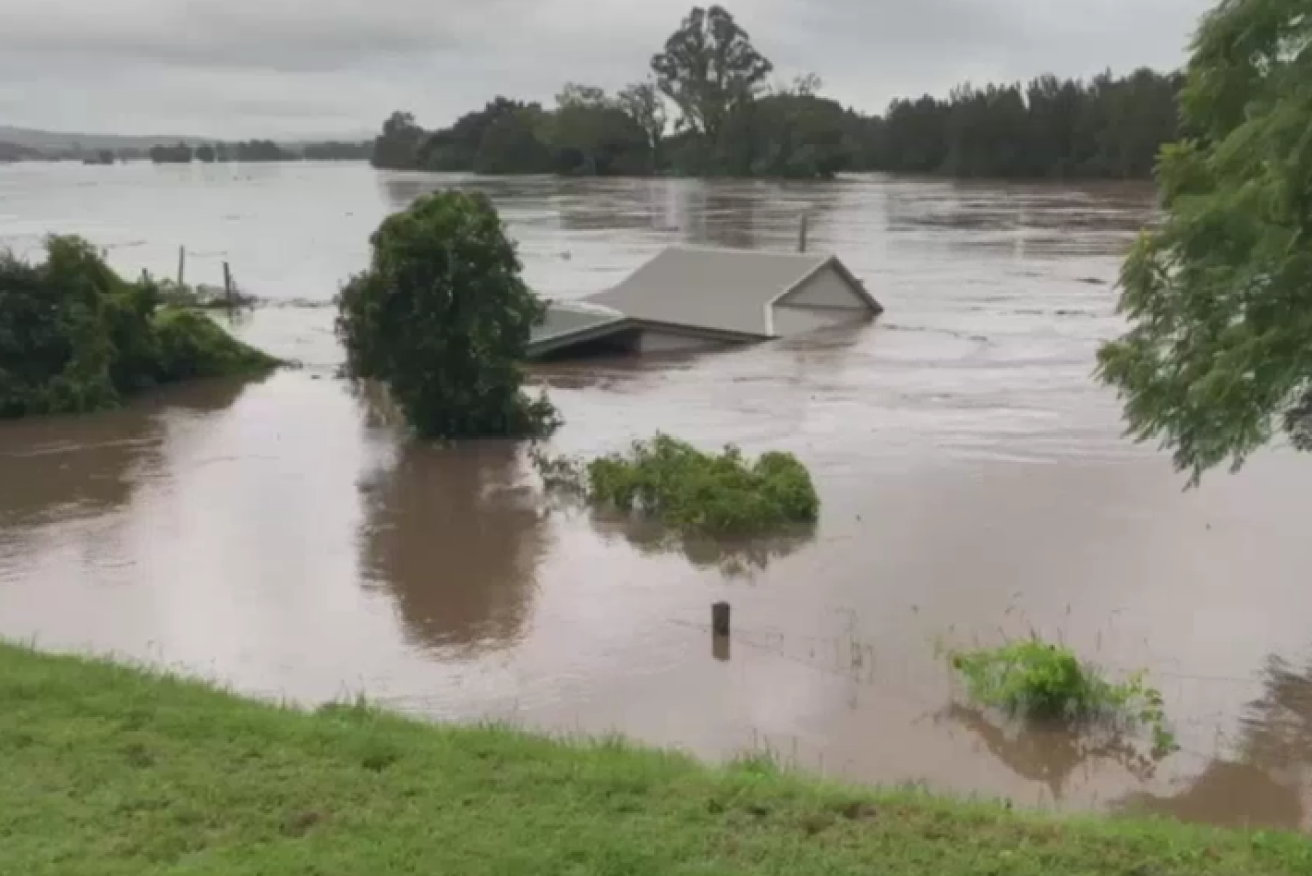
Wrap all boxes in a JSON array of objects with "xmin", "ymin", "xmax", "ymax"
[
  {"xmin": 711, "ymin": 601, "xmax": 730, "ymax": 637},
  {"xmin": 223, "ymin": 261, "xmax": 234, "ymax": 310},
  {"xmin": 797, "ymin": 214, "xmax": 809, "ymax": 253},
  {"xmin": 712, "ymin": 633, "xmax": 730, "ymax": 662}
]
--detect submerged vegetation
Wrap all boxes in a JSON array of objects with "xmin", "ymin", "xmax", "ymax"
[
  {"xmin": 335, "ymin": 190, "xmax": 559, "ymax": 440},
  {"xmin": 533, "ymin": 433, "xmax": 819, "ymax": 535},
  {"xmin": 373, "ymin": 5, "xmax": 1184, "ymax": 180},
  {"xmin": 3, "ymin": 641, "xmax": 1310, "ymax": 876},
  {"xmin": 946, "ymin": 637, "xmax": 1177, "ymax": 757},
  {"xmin": 155, "ymin": 278, "xmax": 258, "ymax": 310},
  {"xmin": 0, "ymin": 236, "xmax": 277, "ymax": 419}
]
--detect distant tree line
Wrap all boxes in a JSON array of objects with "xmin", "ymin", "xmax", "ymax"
[
  {"xmin": 860, "ymin": 71, "xmax": 1185, "ymax": 179},
  {"xmin": 146, "ymin": 140, "xmax": 371, "ymax": 165},
  {"xmin": 372, "ymin": 4, "xmax": 1185, "ymax": 181}
]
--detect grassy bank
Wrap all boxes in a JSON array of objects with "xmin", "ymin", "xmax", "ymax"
[{"xmin": 1, "ymin": 643, "xmax": 1306, "ymax": 875}]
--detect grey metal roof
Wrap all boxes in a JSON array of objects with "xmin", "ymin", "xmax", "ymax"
[
  {"xmin": 532, "ymin": 300, "xmax": 625, "ymax": 343},
  {"xmin": 581, "ymin": 245, "xmax": 873, "ymax": 338}
]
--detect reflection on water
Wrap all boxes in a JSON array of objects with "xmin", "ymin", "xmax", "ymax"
[
  {"xmin": 0, "ymin": 378, "xmax": 256, "ymax": 536},
  {"xmin": 588, "ymin": 512, "xmax": 815, "ymax": 579},
  {"xmin": 940, "ymin": 704, "xmax": 1161, "ymax": 804},
  {"xmin": 358, "ymin": 439, "xmax": 548, "ymax": 655},
  {"xmin": 1118, "ymin": 653, "xmax": 1312, "ymax": 830},
  {"xmin": 2, "ymin": 163, "xmax": 1312, "ymax": 833},
  {"xmin": 348, "ymin": 381, "xmax": 548, "ymax": 655}
]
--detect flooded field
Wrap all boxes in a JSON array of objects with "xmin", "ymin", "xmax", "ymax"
[{"xmin": 2, "ymin": 161, "xmax": 1311, "ymax": 831}]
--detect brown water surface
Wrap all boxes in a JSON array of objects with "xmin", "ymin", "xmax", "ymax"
[{"xmin": 2, "ymin": 163, "xmax": 1311, "ymax": 831}]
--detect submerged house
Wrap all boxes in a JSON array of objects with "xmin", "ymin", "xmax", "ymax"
[{"xmin": 527, "ymin": 245, "xmax": 882, "ymax": 361}]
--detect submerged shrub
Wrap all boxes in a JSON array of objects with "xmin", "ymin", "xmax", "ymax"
[
  {"xmin": 334, "ymin": 190, "xmax": 558, "ymax": 440},
  {"xmin": 152, "ymin": 308, "xmax": 278, "ymax": 381},
  {"xmin": 947, "ymin": 637, "xmax": 1177, "ymax": 756},
  {"xmin": 0, "ymin": 235, "xmax": 278, "ymax": 419},
  {"xmin": 536, "ymin": 433, "xmax": 820, "ymax": 535}
]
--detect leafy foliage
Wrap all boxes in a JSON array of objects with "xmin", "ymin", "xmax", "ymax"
[
  {"xmin": 616, "ymin": 80, "xmax": 668, "ymax": 170},
  {"xmin": 533, "ymin": 433, "xmax": 819, "ymax": 535},
  {"xmin": 0, "ymin": 236, "xmax": 278, "ymax": 419},
  {"xmin": 1097, "ymin": 0, "xmax": 1312, "ymax": 481},
  {"xmin": 947, "ymin": 638, "xmax": 1177, "ymax": 757},
  {"xmin": 334, "ymin": 190, "xmax": 559, "ymax": 440},
  {"xmin": 371, "ymin": 112, "xmax": 425, "ymax": 169},
  {"xmin": 650, "ymin": 5, "xmax": 773, "ymax": 141},
  {"xmin": 857, "ymin": 71, "xmax": 1184, "ymax": 179},
  {"xmin": 550, "ymin": 84, "xmax": 652, "ymax": 176}
]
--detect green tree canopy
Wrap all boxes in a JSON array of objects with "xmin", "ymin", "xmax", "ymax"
[
  {"xmin": 650, "ymin": 5, "xmax": 772, "ymax": 141},
  {"xmin": 1096, "ymin": 0, "xmax": 1312, "ymax": 482},
  {"xmin": 334, "ymin": 191, "xmax": 558, "ymax": 440},
  {"xmin": 617, "ymin": 79, "xmax": 668, "ymax": 169},
  {"xmin": 372, "ymin": 111, "xmax": 425, "ymax": 170},
  {"xmin": 550, "ymin": 84, "xmax": 651, "ymax": 176}
]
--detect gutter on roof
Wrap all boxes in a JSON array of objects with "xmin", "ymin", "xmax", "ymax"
[{"xmin": 525, "ymin": 316, "xmax": 770, "ymax": 361}]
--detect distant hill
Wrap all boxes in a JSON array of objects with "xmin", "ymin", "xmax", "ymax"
[
  {"xmin": 0, "ymin": 126, "xmax": 214, "ymax": 152},
  {"xmin": 0, "ymin": 126, "xmax": 374, "ymax": 154},
  {"xmin": 0, "ymin": 140, "xmax": 43, "ymax": 162}
]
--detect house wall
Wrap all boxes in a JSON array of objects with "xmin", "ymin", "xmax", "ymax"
[
  {"xmin": 771, "ymin": 265, "xmax": 875, "ymax": 336},
  {"xmin": 531, "ymin": 327, "xmax": 641, "ymax": 361},
  {"xmin": 636, "ymin": 329, "xmax": 735, "ymax": 354},
  {"xmin": 771, "ymin": 305, "xmax": 873, "ymax": 336}
]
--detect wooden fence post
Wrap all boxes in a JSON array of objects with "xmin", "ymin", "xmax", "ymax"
[
  {"xmin": 223, "ymin": 262, "xmax": 234, "ymax": 309},
  {"xmin": 712, "ymin": 601, "xmax": 730, "ymax": 636}
]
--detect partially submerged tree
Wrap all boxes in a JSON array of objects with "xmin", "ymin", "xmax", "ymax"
[
  {"xmin": 335, "ymin": 191, "xmax": 558, "ymax": 440},
  {"xmin": 617, "ymin": 79, "xmax": 668, "ymax": 169},
  {"xmin": 0, "ymin": 236, "xmax": 277, "ymax": 419},
  {"xmin": 1096, "ymin": 0, "xmax": 1312, "ymax": 482},
  {"xmin": 550, "ymin": 83, "xmax": 651, "ymax": 175},
  {"xmin": 371, "ymin": 111, "xmax": 425, "ymax": 170}
]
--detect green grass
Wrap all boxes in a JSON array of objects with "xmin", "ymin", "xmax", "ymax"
[{"xmin": 2, "ymin": 642, "xmax": 1308, "ymax": 876}]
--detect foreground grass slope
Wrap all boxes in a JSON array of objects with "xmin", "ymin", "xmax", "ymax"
[{"xmin": 1, "ymin": 643, "xmax": 1306, "ymax": 876}]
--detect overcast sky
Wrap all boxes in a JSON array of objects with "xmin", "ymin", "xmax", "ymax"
[{"xmin": 0, "ymin": 0, "xmax": 1213, "ymax": 139}]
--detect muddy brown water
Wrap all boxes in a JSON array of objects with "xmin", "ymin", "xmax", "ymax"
[{"xmin": 3, "ymin": 162, "xmax": 1312, "ymax": 831}]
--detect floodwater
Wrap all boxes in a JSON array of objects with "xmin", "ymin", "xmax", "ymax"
[{"xmin": 2, "ymin": 161, "xmax": 1311, "ymax": 832}]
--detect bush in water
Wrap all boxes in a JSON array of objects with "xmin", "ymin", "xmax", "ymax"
[
  {"xmin": 947, "ymin": 637, "xmax": 1177, "ymax": 757},
  {"xmin": 0, "ymin": 235, "xmax": 278, "ymax": 419},
  {"xmin": 535, "ymin": 433, "xmax": 820, "ymax": 535},
  {"xmin": 334, "ymin": 190, "xmax": 558, "ymax": 440}
]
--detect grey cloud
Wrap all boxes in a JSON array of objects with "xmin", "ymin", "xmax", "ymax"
[
  {"xmin": 0, "ymin": 0, "xmax": 1216, "ymax": 138},
  {"xmin": 0, "ymin": 0, "xmax": 496, "ymax": 72}
]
